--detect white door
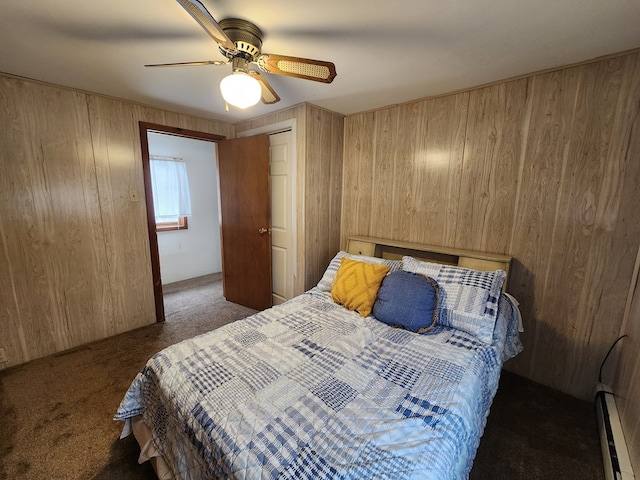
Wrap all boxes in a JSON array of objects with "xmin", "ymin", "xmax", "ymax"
[{"xmin": 269, "ymin": 130, "xmax": 294, "ymax": 305}]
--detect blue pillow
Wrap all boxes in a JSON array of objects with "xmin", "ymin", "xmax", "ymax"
[{"xmin": 372, "ymin": 271, "xmax": 439, "ymax": 333}]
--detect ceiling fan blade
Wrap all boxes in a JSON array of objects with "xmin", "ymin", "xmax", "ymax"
[
  {"xmin": 256, "ymin": 54, "xmax": 336, "ymax": 83},
  {"xmin": 248, "ymin": 71, "xmax": 281, "ymax": 105},
  {"xmin": 175, "ymin": 0, "xmax": 236, "ymax": 51},
  {"xmin": 145, "ymin": 60, "xmax": 227, "ymax": 67}
]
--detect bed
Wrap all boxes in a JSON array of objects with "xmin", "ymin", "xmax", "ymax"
[{"xmin": 115, "ymin": 237, "xmax": 523, "ymax": 479}]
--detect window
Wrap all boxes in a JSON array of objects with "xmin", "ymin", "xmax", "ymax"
[{"xmin": 150, "ymin": 156, "xmax": 192, "ymax": 232}]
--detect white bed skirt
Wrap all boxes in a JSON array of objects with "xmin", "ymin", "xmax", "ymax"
[{"xmin": 124, "ymin": 415, "xmax": 175, "ymax": 480}]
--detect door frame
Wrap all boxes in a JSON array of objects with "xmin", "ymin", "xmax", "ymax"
[
  {"xmin": 139, "ymin": 121, "xmax": 226, "ymax": 322},
  {"xmin": 236, "ymin": 119, "xmax": 300, "ymax": 296}
]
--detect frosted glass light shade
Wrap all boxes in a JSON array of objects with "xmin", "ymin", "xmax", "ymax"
[{"xmin": 220, "ymin": 72, "xmax": 262, "ymax": 109}]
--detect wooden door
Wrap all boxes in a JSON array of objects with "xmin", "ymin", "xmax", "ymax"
[{"xmin": 217, "ymin": 135, "xmax": 272, "ymax": 310}]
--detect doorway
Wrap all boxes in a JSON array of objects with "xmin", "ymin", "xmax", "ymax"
[
  {"xmin": 140, "ymin": 121, "xmax": 296, "ymax": 321},
  {"xmin": 147, "ymin": 132, "xmax": 221, "ymax": 285},
  {"xmin": 139, "ymin": 122, "xmax": 225, "ymax": 322}
]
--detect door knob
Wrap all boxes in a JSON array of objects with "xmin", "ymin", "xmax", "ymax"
[{"xmin": 258, "ymin": 228, "xmax": 269, "ymax": 235}]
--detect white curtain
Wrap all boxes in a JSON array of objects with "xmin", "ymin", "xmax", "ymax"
[{"xmin": 150, "ymin": 156, "xmax": 192, "ymax": 221}]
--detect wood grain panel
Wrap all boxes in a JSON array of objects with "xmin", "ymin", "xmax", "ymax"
[
  {"xmin": 369, "ymin": 108, "xmax": 401, "ymax": 237},
  {"xmin": 304, "ymin": 106, "xmax": 344, "ymax": 289},
  {"xmin": 531, "ymin": 64, "xmax": 603, "ymax": 392},
  {"xmin": 505, "ymin": 68, "xmax": 582, "ymax": 383},
  {"xmin": 341, "ymin": 51, "xmax": 640, "ymax": 400},
  {"xmin": 329, "ymin": 112, "xmax": 344, "ymax": 261},
  {"xmin": 341, "ymin": 112, "xmax": 376, "ymax": 243},
  {"xmin": 392, "ymin": 102, "xmax": 420, "ymax": 242},
  {"xmin": 408, "ymin": 94, "xmax": 467, "ymax": 246},
  {"xmin": 455, "ymin": 79, "xmax": 528, "ymax": 253},
  {"xmin": 294, "ymin": 107, "xmax": 308, "ymax": 296},
  {"xmin": 304, "ymin": 106, "xmax": 329, "ymax": 279},
  {"xmin": 0, "ymin": 74, "xmax": 233, "ymax": 368},
  {"xmin": 87, "ymin": 95, "xmax": 155, "ymax": 334}
]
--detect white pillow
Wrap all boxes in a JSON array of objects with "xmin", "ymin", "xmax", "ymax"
[{"xmin": 402, "ymin": 256, "xmax": 505, "ymax": 344}]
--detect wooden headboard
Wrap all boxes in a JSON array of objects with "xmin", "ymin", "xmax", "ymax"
[{"xmin": 346, "ymin": 236, "xmax": 512, "ymax": 290}]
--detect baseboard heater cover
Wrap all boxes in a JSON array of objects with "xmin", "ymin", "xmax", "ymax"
[{"xmin": 595, "ymin": 384, "xmax": 635, "ymax": 480}]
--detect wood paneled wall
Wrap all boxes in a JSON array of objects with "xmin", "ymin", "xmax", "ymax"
[
  {"xmin": 0, "ymin": 74, "xmax": 233, "ymax": 368},
  {"xmin": 341, "ymin": 51, "xmax": 640, "ymax": 400},
  {"xmin": 235, "ymin": 103, "xmax": 344, "ymax": 294}
]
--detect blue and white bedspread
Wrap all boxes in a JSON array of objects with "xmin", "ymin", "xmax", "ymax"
[{"xmin": 115, "ymin": 289, "xmax": 522, "ymax": 480}]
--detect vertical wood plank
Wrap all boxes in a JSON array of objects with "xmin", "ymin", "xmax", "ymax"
[
  {"xmin": 455, "ymin": 79, "xmax": 528, "ymax": 253},
  {"xmin": 505, "ymin": 68, "xmax": 581, "ymax": 382},
  {"xmin": 391, "ymin": 102, "xmax": 419, "ymax": 242},
  {"xmin": 407, "ymin": 94, "xmax": 467, "ymax": 246},
  {"xmin": 329, "ymin": 112, "xmax": 344, "ymax": 256},
  {"xmin": 303, "ymin": 105, "xmax": 344, "ymax": 289},
  {"xmin": 341, "ymin": 112, "xmax": 376, "ymax": 243},
  {"xmin": 88, "ymin": 95, "xmax": 156, "ymax": 334},
  {"xmin": 305, "ymin": 106, "xmax": 326, "ymax": 288},
  {"xmin": 370, "ymin": 108, "xmax": 400, "ymax": 237}
]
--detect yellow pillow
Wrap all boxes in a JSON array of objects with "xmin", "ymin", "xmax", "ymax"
[{"xmin": 331, "ymin": 258, "xmax": 390, "ymax": 317}]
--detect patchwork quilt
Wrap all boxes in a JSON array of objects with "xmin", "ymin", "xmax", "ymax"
[{"xmin": 115, "ymin": 288, "xmax": 521, "ymax": 480}]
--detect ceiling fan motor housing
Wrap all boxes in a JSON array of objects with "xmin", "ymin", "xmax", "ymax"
[{"xmin": 218, "ymin": 18, "xmax": 263, "ymax": 61}]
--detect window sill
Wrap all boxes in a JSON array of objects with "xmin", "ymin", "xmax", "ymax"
[{"xmin": 156, "ymin": 217, "xmax": 188, "ymax": 232}]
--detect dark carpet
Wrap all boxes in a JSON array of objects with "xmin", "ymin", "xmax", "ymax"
[
  {"xmin": 470, "ymin": 369, "xmax": 604, "ymax": 479},
  {"xmin": 0, "ymin": 273, "xmax": 604, "ymax": 479}
]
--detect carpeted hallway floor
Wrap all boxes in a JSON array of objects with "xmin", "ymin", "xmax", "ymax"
[{"xmin": 0, "ymin": 273, "xmax": 604, "ymax": 480}]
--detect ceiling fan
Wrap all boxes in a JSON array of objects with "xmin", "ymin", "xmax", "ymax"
[{"xmin": 146, "ymin": 0, "xmax": 337, "ymax": 109}]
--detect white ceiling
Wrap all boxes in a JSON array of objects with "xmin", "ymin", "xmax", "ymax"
[{"xmin": 1, "ymin": 0, "xmax": 639, "ymax": 122}]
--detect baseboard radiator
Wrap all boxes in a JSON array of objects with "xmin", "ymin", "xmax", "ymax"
[{"xmin": 595, "ymin": 384, "xmax": 635, "ymax": 480}]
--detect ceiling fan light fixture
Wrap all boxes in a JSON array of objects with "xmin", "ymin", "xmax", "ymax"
[{"xmin": 219, "ymin": 72, "xmax": 261, "ymax": 109}]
